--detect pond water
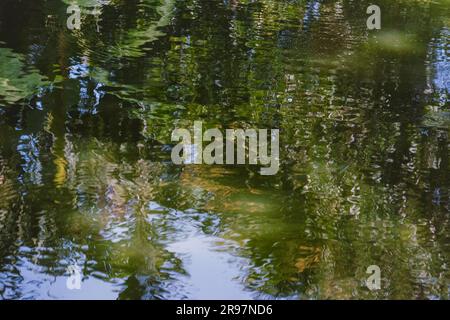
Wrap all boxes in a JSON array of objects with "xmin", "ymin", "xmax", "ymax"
[{"xmin": 0, "ymin": 0, "xmax": 449, "ymax": 300}]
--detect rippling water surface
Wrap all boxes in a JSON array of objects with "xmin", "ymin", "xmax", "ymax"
[{"xmin": 0, "ymin": 0, "xmax": 449, "ymax": 299}]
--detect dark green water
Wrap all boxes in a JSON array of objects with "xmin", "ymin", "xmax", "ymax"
[{"xmin": 0, "ymin": 0, "xmax": 449, "ymax": 299}]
